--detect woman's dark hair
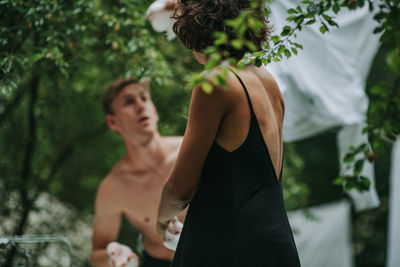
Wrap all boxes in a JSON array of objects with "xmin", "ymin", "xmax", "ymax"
[{"xmin": 172, "ymin": 0, "xmax": 270, "ymax": 60}]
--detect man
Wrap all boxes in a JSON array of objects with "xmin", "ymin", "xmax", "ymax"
[{"xmin": 91, "ymin": 78, "xmax": 184, "ymax": 267}]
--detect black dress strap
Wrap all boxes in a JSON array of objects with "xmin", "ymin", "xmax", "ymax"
[{"xmin": 228, "ymin": 68, "xmax": 256, "ymax": 116}]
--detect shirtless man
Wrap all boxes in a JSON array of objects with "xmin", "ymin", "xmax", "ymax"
[{"xmin": 91, "ymin": 78, "xmax": 184, "ymax": 267}]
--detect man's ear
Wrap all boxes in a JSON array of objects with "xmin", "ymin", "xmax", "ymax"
[{"xmin": 105, "ymin": 114, "xmax": 120, "ymax": 133}]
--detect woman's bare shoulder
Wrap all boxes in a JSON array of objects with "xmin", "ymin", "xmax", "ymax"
[
  {"xmin": 203, "ymin": 66, "xmax": 254, "ymax": 100},
  {"xmin": 251, "ymin": 66, "xmax": 279, "ymax": 89},
  {"xmin": 254, "ymin": 67, "xmax": 284, "ymax": 107}
]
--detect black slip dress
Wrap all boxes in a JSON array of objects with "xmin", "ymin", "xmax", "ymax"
[{"xmin": 172, "ymin": 71, "xmax": 301, "ymax": 267}]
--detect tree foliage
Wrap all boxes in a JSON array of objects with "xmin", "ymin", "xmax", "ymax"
[{"xmin": 0, "ymin": 0, "xmax": 195, "ymax": 265}]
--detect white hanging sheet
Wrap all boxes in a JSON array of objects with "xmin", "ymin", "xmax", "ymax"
[
  {"xmin": 266, "ymin": 0, "xmax": 381, "ymax": 142},
  {"xmin": 266, "ymin": 0, "xmax": 380, "ymax": 211},
  {"xmin": 288, "ymin": 200, "xmax": 354, "ymax": 267},
  {"xmin": 387, "ymin": 137, "xmax": 400, "ymax": 267},
  {"xmin": 146, "ymin": 0, "xmax": 176, "ymax": 40}
]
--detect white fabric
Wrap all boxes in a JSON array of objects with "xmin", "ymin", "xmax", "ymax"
[
  {"xmin": 146, "ymin": 0, "xmax": 176, "ymax": 40},
  {"xmin": 387, "ymin": 137, "xmax": 400, "ymax": 267},
  {"xmin": 107, "ymin": 242, "xmax": 138, "ymax": 267},
  {"xmin": 266, "ymin": 0, "xmax": 381, "ymax": 211},
  {"xmin": 266, "ymin": 0, "xmax": 381, "ymax": 141},
  {"xmin": 337, "ymin": 123, "xmax": 380, "ymax": 211},
  {"xmin": 163, "ymin": 216, "xmax": 183, "ymax": 251},
  {"xmin": 288, "ymin": 200, "xmax": 354, "ymax": 267}
]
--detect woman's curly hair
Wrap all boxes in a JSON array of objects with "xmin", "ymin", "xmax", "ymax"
[{"xmin": 172, "ymin": 0, "xmax": 271, "ymax": 60}]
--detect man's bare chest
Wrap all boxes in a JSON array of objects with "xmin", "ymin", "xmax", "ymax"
[{"xmin": 118, "ymin": 166, "xmax": 173, "ymax": 231}]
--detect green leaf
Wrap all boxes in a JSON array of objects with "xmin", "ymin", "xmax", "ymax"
[
  {"xmin": 355, "ymin": 143, "xmax": 368, "ymax": 153},
  {"xmin": 295, "ymin": 16, "xmax": 304, "ymax": 25},
  {"xmin": 284, "ymin": 49, "xmax": 291, "ymax": 58},
  {"xmin": 323, "ymin": 14, "xmax": 339, "ymax": 27},
  {"xmin": 188, "ymin": 74, "xmax": 206, "ymax": 88},
  {"xmin": 213, "ymin": 32, "xmax": 228, "ymax": 46},
  {"xmin": 232, "ymin": 40, "xmax": 243, "ymax": 50},
  {"xmin": 333, "ymin": 4, "xmax": 340, "ymax": 14},
  {"xmin": 291, "ymin": 47, "xmax": 298, "ymax": 55},
  {"xmin": 246, "ymin": 41, "xmax": 257, "ymax": 52},
  {"xmin": 322, "ymin": 14, "xmax": 332, "ymax": 21},
  {"xmin": 254, "ymin": 57, "xmax": 262, "ymax": 67},
  {"xmin": 280, "ymin": 26, "xmax": 292, "ymax": 36},
  {"xmin": 205, "ymin": 53, "xmax": 221, "ymax": 69},
  {"xmin": 270, "ymin": 35, "xmax": 280, "ymax": 45},
  {"xmin": 343, "ymin": 153, "xmax": 355, "ymax": 163},
  {"xmin": 203, "ymin": 46, "xmax": 218, "ymax": 55},
  {"xmin": 386, "ymin": 48, "xmax": 400, "ymax": 73},
  {"xmin": 333, "ymin": 177, "xmax": 346, "ymax": 186},
  {"xmin": 360, "ymin": 176, "xmax": 371, "ymax": 190},
  {"xmin": 293, "ymin": 43, "xmax": 303, "ymax": 49},
  {"xmin": 213, "ymin": 74, "xmax": 227, "ymax": 89},
  {"xmin": 353, "ymin": 159, "xmax": 365, "ymax": 176},
  {"xmin": 201, "ymin": 81, "xmax": 213, "ymax": 94},
  {"xmin": 278, "ymin": 45, "xmax": 286, "ymax": 54},
  {"xmin": 319, "ymin": 23, "xmax": 328, "ymax": 34},
  {"xmin": 32, "ymin": 53, "xmax": 45, "ymax": 62}
]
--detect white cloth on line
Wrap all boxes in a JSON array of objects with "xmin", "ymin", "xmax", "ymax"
[
  {"xmin": 266, "ymin": 0, "xmax": 381, "ymax": 141},
  {"xmin": 288, "ymin": 200, "xmax": 354, "ymax": 267},
  {"xmin": 146, "ymin": 0, "xmax": 176, "ymax": 40},
  {"xmin": 386, "ymin": 137, "xmax": 400, "ymax": 267},
  {"xmin": 266, "ymin": 0, "xmax": 380, "ymax": 211},
  {"xmin": 337, "ymin": 123, "xmax": 380, "ymax": 212}
]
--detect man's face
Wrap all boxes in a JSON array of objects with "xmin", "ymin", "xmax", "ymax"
[{"xmin": 107, "ymin": 83, "xmax": 159, "ymax": 143}]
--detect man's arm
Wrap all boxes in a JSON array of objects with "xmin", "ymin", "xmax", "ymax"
[{"xmin": 91, "ymin": 179, "xmax": 122, "ymax": 267}]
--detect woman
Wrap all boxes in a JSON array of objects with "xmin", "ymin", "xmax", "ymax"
[{"xmin": 157, "ymin": 0, "xmax": 301, "ymax": 266}]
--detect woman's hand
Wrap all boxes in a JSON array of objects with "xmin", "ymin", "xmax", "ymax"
[
  {"xmin": 157, "ymin": 218, "xmax": 171, "ymax": 241},
  {"xmin": 157, "ymin": 216, "xmax": 182, "ymax": 240},
  {"xmin": 163, "ymin": 216, "xmax": 183, "ymax": 251}
]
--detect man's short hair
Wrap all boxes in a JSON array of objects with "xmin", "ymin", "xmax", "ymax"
[{"xmin": 102, "ymin": 77, "xmax": 140, "ymax": 114}]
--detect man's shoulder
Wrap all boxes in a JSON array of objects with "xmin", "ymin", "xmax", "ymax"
[
  {"xmin": 96, "ymin": 162, "xmax": 127, "ymax": 198},
  {"xmin": 98, "ymin": 160, "xmax": 149, "ymax": 193},
  {"xmin": 96, "ymin": 173, "xmax": 119, "ymax": 199}
]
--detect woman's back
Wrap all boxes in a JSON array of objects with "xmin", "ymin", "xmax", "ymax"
[
  {"xmin": 171, "ymin": 67, "xmax": 300, "ymax": 267},
  {"xmin": 215, "ymin": 65, "xmax": 284, "ymax": 179}
]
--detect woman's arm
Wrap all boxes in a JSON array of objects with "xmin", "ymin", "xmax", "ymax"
[{"xmin": 157, "ymin": 80, "xmax": 232, "ymax": 237}]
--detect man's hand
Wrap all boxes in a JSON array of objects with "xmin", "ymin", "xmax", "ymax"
[{"xmin": 106, "ymin": 242, "xmax": 139, "ymax": 267}]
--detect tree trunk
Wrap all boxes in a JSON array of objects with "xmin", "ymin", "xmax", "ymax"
[{"xmin": 4, "ymin": 72, "xmax": 40, "ymax": 267}]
